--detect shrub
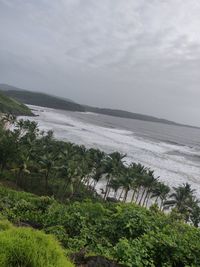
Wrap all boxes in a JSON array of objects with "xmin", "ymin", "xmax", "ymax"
[
  {"xmin": 114, "ymin": 238, "xmax": 154, "ymax": 267},
  {"xmin": 0, "ymin": 227, "xmax": 74, "ymax": 267}
]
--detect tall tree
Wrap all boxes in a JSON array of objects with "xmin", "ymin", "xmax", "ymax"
[{"xmin": 164, "ymin": 183, "xmax": 196, "ymax": 220}]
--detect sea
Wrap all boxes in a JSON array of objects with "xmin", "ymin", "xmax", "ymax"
[{"xmin": 22, "ymin": 105, "xmax": 200, "ymax": 197}]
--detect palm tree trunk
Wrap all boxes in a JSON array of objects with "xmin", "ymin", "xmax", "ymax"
[
  {"xmin": 142, "ymin": 190, "xmax": 148, "ymax": 206},
  {"xmin": 86, "ymin": 176, "xmax": 91, "ymax": 188},
  {"xmin": 123, "ymin": 188, "xmax": 129, "ymax": 203},
  {"xmin": 138, "ymin": 188, "xmax": 146, "ymax": 206},
  {"xmin": 104, "ymin": 176, "xmax": 111, "ymax": 200},
  {"xmin": 143, "ymin": 188, "xmax": 151, "ymax": 207},
  {"xmin": 155, "ymin": 196, "xmax": 159, "ymax": 204},
  {"xmin": 106, "ymin": 187, "xmax": 111, "ymax": 199},
  {"xmin": 118, "ymin": 188, "xmax": 124, "ymax": 201},
  {"xmin": 160, "ymin": 199, "xmax": 165, "ymax": 211},
  {"xmin": 104, "ymin": 186, "xmax": 111, "ymax": 200},
  {"xmin": 131, "ymin": 188, "xmax": 137, "ymax": 203},
  {"xmin": 145, "ymin": 192, "xmax": 151, "ymax": 207},
  {"xmin": 76, "ymin": 177, "xmax": 83, "ymax": 192},
  {"xmin": 135, "ymin": 187, "xmax": 141, "ymax": 204}
]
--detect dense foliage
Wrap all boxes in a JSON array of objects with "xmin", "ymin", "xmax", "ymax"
[
  {"xmin": 0, "ymin": 186, "xmax": 200, "ymax": 266},
  {"xmin": 1, "ymin": 115, "xmax": 200, "ymax": 266},
  {"xmin": 0, "ymin": 116, "xmax": 199, "ymax": 222}
]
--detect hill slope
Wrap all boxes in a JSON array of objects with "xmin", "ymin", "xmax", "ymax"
[
  {"xmin": 84, "ymin": 106, "xmax": 180, "ymax": 126},
  {"xmin": 0, "ymin": 91, "xmax": 32, "ymax": 116},
  {"xmin": 0, "ymin": 83, "xmax": 195, "ymax": 127},
  {"xmin": 0, "ymin": 84, "xmax": 85, "ymax": 112}
]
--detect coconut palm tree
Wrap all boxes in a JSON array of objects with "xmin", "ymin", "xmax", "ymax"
[
  {"xmin": 56, "ymin": 163, "xmax": 77, "ymax": 200},
  {"xmin": 151, "ymin": 182, "xmax": 170, "ymax": 210},
  {"xmin": 164, "ymin": 183, "xmax": 196, "ymax": 219},
  {"xmin": 103, "ymin": 152, "xmax": 126, "ymax": 200},
  {"xmin": 128, "ymin": 163, "xmax": 144, "ymax": 203},
  {"xmin": 108, "ymin": 178, "xmax": 122, "ymax": 199},
  {"xmin": 142, "ymin": 171, "xmax": 158, "ymax": 207},
  {"xmin": 129, "ymin": 163, "xmax": 147, "ymax": 204},
  {"xmin": 88, "ymin": 149, "xmax": 106, "ymax": 189},
  {"xmin": 39, "ymin": 152, "xmax": 59, "ymax": 193},
  {"xmin": 119, "ymin": 166, "xmax": 138, "ymax": 203},
  {"xmin": 190, "ymin": 199, "xmax": 200, "ymax": 227},
  {"xmin": 10, "ymin": 144, "xmax": 32, "ymax": 186}
]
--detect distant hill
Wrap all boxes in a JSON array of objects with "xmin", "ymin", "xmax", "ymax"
[
  {"xmin": 0, "ymin": 84, "xmax": 85, "ymax": 112},
  {"xmin": 0, "ymin": 83, "xmax": 197, "ymax": 128},
  {"xmin": 0, "ymin": 84, "xmax": 26, "ymax": 92},
  {"xmin": 0, "ymin": 91, "xmax": 32, "ymax": 116},
  {"xmin": 84, "ymin": 106, "xmax": 181, "ymax": 125}
]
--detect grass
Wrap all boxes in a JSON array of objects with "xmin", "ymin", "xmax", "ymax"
[
  {"xmin": 0, "ymin": 221, "xmax": 74, "ymax": 267},
  {"xmin": 0, "ymin": 91, "xmax": 32, "ymax": 116}
]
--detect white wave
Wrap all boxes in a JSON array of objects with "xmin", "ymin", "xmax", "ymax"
[{"xmin": 22, "ymin": 105, "xmax": 200, "ymax": 197}]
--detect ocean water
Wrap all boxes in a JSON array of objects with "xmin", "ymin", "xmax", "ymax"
[{"xmin": 23, "ymin": 105, "xmax": 200, "ymax": 196}]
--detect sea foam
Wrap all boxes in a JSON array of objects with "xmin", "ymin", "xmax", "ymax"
[{"xmin": 22, "ymin": 105, "xmax": 200, "ymax": 197}]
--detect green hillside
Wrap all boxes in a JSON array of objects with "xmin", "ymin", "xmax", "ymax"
[
  {"xmin": 1, "ymin": 116, "xmax": 200, "ymax": 266},
  {"xmin": 0, "ymin": 91, "xmax": 32, "ymax": 116},
  {"xmin": 1, "ymin": 83, "xmax": 198, "ymax": 128},
  {"xmin": 0, "ymin": 84, "xmax": 85, "ymax": 112},
  {"xmin": 0, "ymin": 184, "xmax": 200, "ymax": 267}
]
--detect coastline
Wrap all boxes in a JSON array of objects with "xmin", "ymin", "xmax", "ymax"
[{"xmin": 20, "ymin": 104, "xmax": 200, "ymax": 198}]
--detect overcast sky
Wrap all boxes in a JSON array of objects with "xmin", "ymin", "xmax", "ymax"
[{"xmin": 0, "ymin": 0, "xmax": 200, "ymax": 126}]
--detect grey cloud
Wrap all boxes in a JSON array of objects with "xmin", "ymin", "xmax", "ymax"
[{"xmin": 0, "ymin": 0, "xmax": 200, "ymax": 126}]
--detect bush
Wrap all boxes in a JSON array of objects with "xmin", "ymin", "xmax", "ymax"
[
  {"xmin": 1, "ymin": 186, "xmax": 200, "ymax": 266},
  {"xmin": 0, "ymin": 227, "xmax": 74, "ymax": 267},
  {"xmin": 114, "ymin": 238, "xmax": 154, "ymax": 267},
  {"xmin": 114, "ymin": 224, "xmax": 200, "ymax": 267}
]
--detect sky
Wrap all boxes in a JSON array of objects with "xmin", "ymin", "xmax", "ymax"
[{"xmin": 0, "ymin": 0, "xmax": 200, "ymax": 126}]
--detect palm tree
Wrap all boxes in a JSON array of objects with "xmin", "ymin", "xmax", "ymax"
[
  {"xmin": 103, "ymin": 152, "xmax": 126, "ymax": 200},
  {"xmin": 151, "ymin": 182, "xmax": 170, "ymax": 210},
  {"xmin": 11, "ymin": 151, "xmax": 31, "ymax": 186},
  {"xmin": 56, "ymin": 150, "xmax": 86, "ymax": 200},
  {"xmin": 119, "ymin": 166, "xmax": 136, "ymax": 202},
  {"xmin": 129, "ymin": 163, "xmax": 145, "ymax": 203},
  {"xmin": 39, "ymin": 152, "xmax": 59, "ymax": 193},
  {"xmin": 129, "ymin": 163, "xmax": 146, "ymax": 204},
  {"xmin": 88, "ymin": 149, "xmax": 106, "ymax": 189},
  {"xmin": 164, "ymin": 183, "xmax": 196, "ymax": 219},
  {"xmin": 0, "ymin": 130, "xmax": 17, "ymax": 173},
  {"xmin": 190, "ymin": 199, "xmax": 200, "ymax": 227},
  {"xmin": 142, "ymin": 171, "xmax": 158, "ymax": 207},
  {"xmin": 108, "ymin": 178, "xmax": 121, "ymax": 199}
]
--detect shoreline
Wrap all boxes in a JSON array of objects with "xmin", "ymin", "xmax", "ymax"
[{"xmin": 20, "ymin": 105, "xmax": 200, "ymax": 198}]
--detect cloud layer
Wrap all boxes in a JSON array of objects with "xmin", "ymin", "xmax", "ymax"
[{"xmin": 0, "ymin": 0, "xmax": 200, "ymax": 125}]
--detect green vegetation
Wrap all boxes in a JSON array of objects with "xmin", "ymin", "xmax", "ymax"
[
  {"xmin": 0, "ymin": 91, "xmax": 32, "ymax": 116},
  {"xmin": 0, "ymin": 186, "xmax": 200, "ymax": 266},
  {"xmin": 1, "ymin": 115, "xmax": 200, "ymax": 266},
  {"xmin": 0, "ymin": 219, "xmax": 73, "ymax": 267}
]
